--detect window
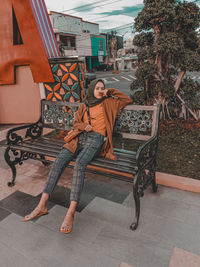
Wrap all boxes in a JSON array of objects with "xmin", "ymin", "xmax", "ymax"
[
  {"xmin": 99, "ymin": 40, "xmax": 103, "ymax": 51},
  {"xmin": 59, "ymin": 35, "xmax": 76, "ymax": 50}
]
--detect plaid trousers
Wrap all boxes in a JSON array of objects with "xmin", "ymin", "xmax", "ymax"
[{"xmin": 43, "ymin": 131, "xmax": 105, "ymax": 202}]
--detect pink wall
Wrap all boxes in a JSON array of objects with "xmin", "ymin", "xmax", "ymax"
[{"xmin": 0, "ymin": 66, "xmax": 41, "ymax": 124}]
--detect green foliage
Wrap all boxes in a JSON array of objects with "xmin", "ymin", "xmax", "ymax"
[
  {"xmin": 175, "ymin": 2, "xmax": 200, "ymax": 30},
  {"xmin": 197, "ymin": 35, "xmax": 200, "ymax": 54},
  {"xmin": 135, "ymin": 62, "xmax": 157, "ymax": 81},
  {"xmin": 179, "ymin": 78, "xmax": 200, "ymax": 110},
  {"xmin": 133, "ymin": 32, "xmax": 154, "ymax": 47},
  {"xmin": 157, "ymin": 32, "xmax": 184, "ymax": 54},
  {"xmin": 131, "ymin": 0, "xmax": 200, "ymax": 119},
  {"xmin": 135, "ymin": 0, "xmax": 176, "ymax": 31},
  {"xmin": 174, "ymin": 49, "xmax": 200, "ymax": 71}
]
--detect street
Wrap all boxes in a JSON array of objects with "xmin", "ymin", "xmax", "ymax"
[
  {"xmin": 95, "ymin": 70, "xmax": 200, "ymax": 97},
  {"xmin": 96, "ymin": 70, "xmax": 136, "ymax": 96}
]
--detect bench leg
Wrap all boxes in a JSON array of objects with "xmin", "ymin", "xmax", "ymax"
[
  {"xmin": 130, "ymin": 172, "xmax": 140, "ymax": 231},
  {"xmin": 151, "ymin": 161, "xmax": 158, "ymax": 193},
  {"xmin": 40, "ymin": 155, "xmax": 50, "ymax": 166},
  {"xmin": 4, "ymin": 147, "xmax": 21, "ymax": 187}
]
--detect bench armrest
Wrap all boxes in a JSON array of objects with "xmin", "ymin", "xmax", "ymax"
[
  {"xmin": 6, "ymin": 117, "xmax": 43, "ymax": 145},
  {"xmin": 136, "ymin": 135, "xmax": 158, "ymax": 170}
]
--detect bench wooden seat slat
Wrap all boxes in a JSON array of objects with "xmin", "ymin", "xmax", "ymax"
[
  {"xmin": 24, "ymin": 139, "xmax": 136, "ymax": 164},
  {"xmin": 88, "ymin": 160, "xmax": 135, "ymax": 174},
  {"xmin": 114, "ymin": 150, "xmax": 136, "ymax": 159},
  {"xmin": 22, "ymin": 141, "xmax": 62, "ymax": 152},
  {"xmin": 10, "ymin": 145, "xmax": 58, "ymax": 158},
  {"xmin": 5, "ymin": 99, "xmax": 161, "ymax": 231},
  {"xmin": 94, "ymin": 156, "xmax": 135, "ymax": 165},
  {"xmin": 41, "ymin": 137, "xmax": 66, "ymax": 144},
  {"xmin": 13, "ymin": 143, "xmax": 61, "ymax": 154},
  {"xmin": 10, "ymin": 143, "xmax": 135, "ymax": 173},
  {"xmin": 28, "ymin": 138, "xmax": 64, "ymax": 147},
  {"xmin": 114, "ymin": 148, "xmax": 137, "ymax": 156}
]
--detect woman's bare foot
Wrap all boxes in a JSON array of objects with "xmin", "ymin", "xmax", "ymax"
[
  {"xmin": 22, "ymin": 206, "xmax": 48, "ymax": 222},
  {"xmin": 60, "ymin": 213, "xmax": 74, "ymax": 234}
]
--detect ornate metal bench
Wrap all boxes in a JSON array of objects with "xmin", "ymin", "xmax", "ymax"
[{"xmin": 5, "ymin": 99, "xmax": 161, "ymax": 230}]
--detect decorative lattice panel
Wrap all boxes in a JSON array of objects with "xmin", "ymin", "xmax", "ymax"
[
  {"xmin": 114, "ymin": 109, "xmax": 153, "ymax": 136},
  {"xmin": 44, "ymin": 59, "xmax": 85, "ymax": 103},
  {"xmin": 41, "ymin": 101, "xmax": 156, "ymax": 138}
]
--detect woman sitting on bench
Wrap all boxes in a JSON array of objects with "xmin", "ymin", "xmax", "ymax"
[{"xmin": 23, "ymin": 79, "xmax": 132, "ymax": 234}]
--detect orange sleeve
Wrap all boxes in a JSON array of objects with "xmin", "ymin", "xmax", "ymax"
[
  {"xmin": 107, "ymin": 88, "xmax": 133, "ymax": 110},
  {"xmin": 73, "ymin": 104, "xmax": 88, "ymax": 131}
]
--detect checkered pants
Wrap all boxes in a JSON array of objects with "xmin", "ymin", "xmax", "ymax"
[{"xmin": 43, "ymin": 131, "xmax": 105, "ymax": 202}]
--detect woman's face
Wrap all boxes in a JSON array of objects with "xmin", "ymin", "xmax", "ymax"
[{"xmin": 93, "ymin": 81, "xmax": 105, "ymax": 99}]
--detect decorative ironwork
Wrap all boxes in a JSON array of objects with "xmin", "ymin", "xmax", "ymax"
[
  {"xmin": 7, "ymin": 132, "xmax": 23, "ymax": 145},
  {"xmin": 4, "ymin": 147, "xmax": 23, "ymax": 186},
  {"xmin": 5, "ymin": 147, "xmax": 45, "ymax": 186},
  {"xmin": 114, "ymin": 110, "xmax": 153, "ymax": 135},
  {"xmin": 42, "ymin": 102, "xmax": 79, "ymax": 129},
  {"xmin": 25, "ymin": 122, "xmax": 43, "ymax": 139},
  {"xmin": 7, "ymin": 120, "xmax": 43, "ymax": 145},
  {"xmin": 137, "ymin": 137, "xmax": 158, "ymax": 169},
  {"xmin": 138, "ymin": 170, "xmax": 153, "ymax": 197},
  {"xmin": 4, "ymin": 99, "xmax": 161, "ymax": 231}
]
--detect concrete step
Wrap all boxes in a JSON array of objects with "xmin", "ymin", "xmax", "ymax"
[
  {"xmin": 0, "ymin": 213, "xmax": 119, "ymax": 267},
  {"xmin": 35, "ymin": 204, "xmax": 110, "ymax": 245},
  {"xmin": 32, "ymin": 199, "xmax": 171, "ymax": 267},
  {"xmin": 77, "ymin": 197, "xmax": 171, "ymax": 267},
  {"xmin": 81, "ymin": 196, "xmax": 135, "ymax": 230}
]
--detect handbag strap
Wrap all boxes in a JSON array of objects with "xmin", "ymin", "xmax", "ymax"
[{"xmin": 86, "ymin": 104, "xmax": 91, "ymax": 125}]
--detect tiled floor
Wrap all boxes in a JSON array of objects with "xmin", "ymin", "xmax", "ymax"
[{"xmin": 0, "ymin": 143, "xmax": 200, "ymax": 267}]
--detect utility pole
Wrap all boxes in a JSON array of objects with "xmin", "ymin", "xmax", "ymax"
[{"xmin": 110, "ymin": 31, "xmax": 117, "ymax": 71}]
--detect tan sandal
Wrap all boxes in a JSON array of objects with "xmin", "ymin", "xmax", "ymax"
[
  {"xmin": 22, "ymin": 209, "xmax": 48, "ymax": 222},
  {"xmin": 60, "ymin": 215, "xmax": 74, "ymax": 234}
]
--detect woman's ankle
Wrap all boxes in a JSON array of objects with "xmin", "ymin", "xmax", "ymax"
[
  {"xmin": 35, "ymin": 204, "xmax": 47, "ymax": 211},
  {"xmin": 38, "ymin": 193, "xmax": 49, "ymax": 209},
  {"xmin": 66, "ymin": 210, "xmax": 75, "ymax": 217}
]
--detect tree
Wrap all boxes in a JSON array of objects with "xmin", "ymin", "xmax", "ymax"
[{"xmin": 131, "ymin": 0, "xmax": 200, "ymax": 120}]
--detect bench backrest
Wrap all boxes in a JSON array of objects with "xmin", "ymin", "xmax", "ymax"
[{"xmin": 41, "ymin": 99, "xmax": 161, "ymax": 140}]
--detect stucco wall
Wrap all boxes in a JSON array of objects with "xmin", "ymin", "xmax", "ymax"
[
  {"xmin": 50, "ymin": 12, "xmax": 82, "ymax": 34},
  {"xmin": 82, "ymin": 21, "xmax": 99, "ymax": 34},
  {"xmin": 76, "ymin": 33, "xmax": 92, "ymax": 56},
  {"xmin": 91, "ymin": 36, "xmax": 106, "ymax": 56},
  {"xmin": 0, "ymin": 66, "xmax": 41, "ymax": 124}
]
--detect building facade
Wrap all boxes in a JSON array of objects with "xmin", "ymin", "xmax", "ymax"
[
  {"xmin": 115, "ymin": 37, "xmax": 138, "ymax": 71},
  {"xmin": 49, "ymin": 11, "xmax": 106, "ymax": 71},
  {"xmin": 101, "ymin": 33, "xmax": 123, "ymax": 69}
]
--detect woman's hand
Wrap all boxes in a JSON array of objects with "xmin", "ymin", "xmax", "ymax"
[
  {"xmin": 102, "ymin": 89, "xmax": 108, "ymax": 97},
  {"xmin": 85, "ymin": 125, "xmax": 93, "ymax": 132}
]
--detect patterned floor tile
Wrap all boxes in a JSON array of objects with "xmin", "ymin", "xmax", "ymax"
[
  {"xmin": 120, "ymin": 262, "xmax": 135, "ymax": 267},
  {"xmin": 0, "ymin": 191, "xmax": 54, "ymax": 217},
  {"xmin": 0, "ymin": 206, "xmax": 11, "ymax": 222},
  {"xmin": 169, "ymin": 247, "xmax": 200, "ymax": 267}
]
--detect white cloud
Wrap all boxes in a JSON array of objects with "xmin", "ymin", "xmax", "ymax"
[
  {"xmin": 45, "ymin": 0, "xmax": 142, "ymax": 32},
  {"xmin": 44, "ymin": 0, "xmax": 143, "ymax": 15},
  {"xmin": 98, "ymin": 15, "xmax": 134, "ymax": 30}
]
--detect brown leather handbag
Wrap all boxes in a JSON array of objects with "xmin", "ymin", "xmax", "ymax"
[
  {"xmin": 64, "ymin": 129, "xmax": 81, "ymax": 143},
  {"xmin": 64, "ymin": 105, "xmax": 90, "ymax": 143}
]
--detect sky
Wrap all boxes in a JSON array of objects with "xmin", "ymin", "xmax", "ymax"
[
  {"xmin": 44, "ymin": 0, "xmax": 200, "ymax": 40},
  {"xmin": 44, "ymin": 0, "xmax": 144, "ymax": 39}
]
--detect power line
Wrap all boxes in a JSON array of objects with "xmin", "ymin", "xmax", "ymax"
[
  {"xmin": 61, "ymin": 0, "xmax": 113, "ymax": 14},
  {"xmin": 101, "ymin": 22, "xmax": 134, "ymax": 32},
  {"xmin": 68, "ymin": 0, "xmax": 122, "ymax": 17}
]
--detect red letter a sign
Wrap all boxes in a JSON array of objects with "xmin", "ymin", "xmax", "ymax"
[{"xmin": 0, "ymin": 0, "xmax": 54, "ymax": 85}]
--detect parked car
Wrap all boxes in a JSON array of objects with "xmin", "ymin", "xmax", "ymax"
[{"xmin": 85, "ymin": 72, "xmax": 96, "ymax": 88}]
